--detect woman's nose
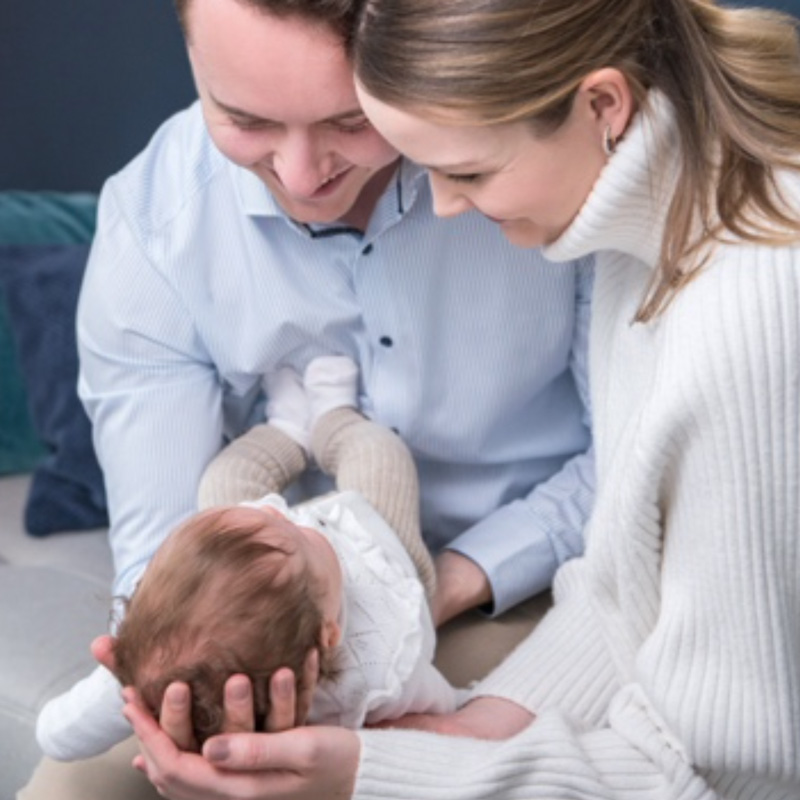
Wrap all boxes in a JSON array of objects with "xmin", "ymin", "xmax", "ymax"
[{"xmin": 428, "ymin": 173, "xmax": 473, "ymax": 218}]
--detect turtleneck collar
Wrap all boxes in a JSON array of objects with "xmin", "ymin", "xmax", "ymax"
[{"xmin": 544, "ymin": 91, "xmax": 680, "ymax": 271}]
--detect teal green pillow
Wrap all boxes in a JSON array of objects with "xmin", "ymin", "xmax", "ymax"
[{"xmin": 0, "ymin": 192, "xmax": 98, "ymax": 475}]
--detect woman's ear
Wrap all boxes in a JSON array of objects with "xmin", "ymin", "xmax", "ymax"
[{"xmin": 578, "ymin": 67, "xmax": 635, "ymax": 146}]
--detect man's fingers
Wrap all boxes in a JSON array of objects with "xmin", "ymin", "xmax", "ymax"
[
  {"xmin": 265, "ymin": 668, "xmax": 296, "ymax": 732},
  {"xmin": 222, "ymin": 674, "xmax": 256, "ymax": 733},
  {"xmin": 159, "ymin": 682, "xmax": 197, "ymax": 751},
  {"xmin": 296, "ymin": 649, "xmax": 319, "ymax": 725}
]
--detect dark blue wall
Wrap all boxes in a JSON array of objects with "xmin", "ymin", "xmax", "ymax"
[
  {"xmin": 0, "ymin": 0, "xmax": 195, "ymax": 192},
  {"xmin": 0, "ymin": 1, "xmax": 797, "ymax": 192}
]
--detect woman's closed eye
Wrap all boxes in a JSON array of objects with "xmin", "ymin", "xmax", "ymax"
[{"xmin": 446, "ymin": 172, "xmax": 483, "ymax": 183}]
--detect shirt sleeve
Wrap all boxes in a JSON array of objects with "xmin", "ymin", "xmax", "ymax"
[
  {"xmin": 445, "ymin": 258, "xmax": 595, "ymax": 615},
  {"xmin": 77, "ymin": 185, "xmax": 224, "ymax": 599}
]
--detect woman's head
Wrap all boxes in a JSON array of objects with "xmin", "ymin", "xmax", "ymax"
[
  {"xmin": 112, "ymin": 505, "xmax": 342, "ymax": 745},
  {"xmin": 357, "ymin": 68, "xmax": 632, "ymax": 248},
  {"xmin": 354, "ymin": 0, "xmax": 652, "ymax": 128},
  {"xmin": 354, "ymin": 0, "xmax": 800, "ymax": 318}
]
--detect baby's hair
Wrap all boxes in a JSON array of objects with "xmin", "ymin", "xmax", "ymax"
[{"xmin": 112, "ymin": 506, "xmax": 338, "ymax": 745}]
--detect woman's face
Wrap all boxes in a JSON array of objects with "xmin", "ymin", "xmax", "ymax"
[{"xmin": 356, "ymin": 86, "xmax": 608, "ymax": 247}]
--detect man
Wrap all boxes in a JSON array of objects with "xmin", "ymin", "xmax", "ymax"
[{"xmin": 21, "ymin": 0, "xmax": 593, "ymax": 797}]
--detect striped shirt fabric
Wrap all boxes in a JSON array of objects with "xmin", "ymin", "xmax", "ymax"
[{"xmin": 77, "ymin": 102, "xmax": 594, "ymax": 610}]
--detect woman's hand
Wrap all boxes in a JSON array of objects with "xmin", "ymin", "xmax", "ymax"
[
  {"xmin": 123, "ymin": 689, "xmax": 360, "ymax": 800},
  {"xmin": 371, "ymin": 696, "xmax": 534, "ymax": 740},
  {"xmin": 94, "ymin": 633, "xmax": 320, "ymax": 744}
]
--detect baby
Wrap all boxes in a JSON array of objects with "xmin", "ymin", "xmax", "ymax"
[{"xmin": 36, "ymin": 357, "xmax": 452, "ymax": 759}]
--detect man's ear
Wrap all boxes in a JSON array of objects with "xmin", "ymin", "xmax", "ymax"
[
  {"xmin": 320, "ymin": 618, "xmax": 342, "ymax": 649},
  {"xmin": 578, "ymin": 67, "xmax": 635, "ymax": 145}
]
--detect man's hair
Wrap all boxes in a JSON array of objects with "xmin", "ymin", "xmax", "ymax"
[
  {"xmin": 173, "ymin": 0, "xmax": 360, "ymax": 44},
  {"xmin": 112, "ymin": 506, "xmax": 337, "ymax": 745}
]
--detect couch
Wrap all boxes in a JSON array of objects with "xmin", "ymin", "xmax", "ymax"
[
  {"xmin": 1, "ymin": 2, "xmax": 194, "ymax": 795},
  {"xmin": 0, "ymin": 475, "xmax": 113, "ymax": 799}
]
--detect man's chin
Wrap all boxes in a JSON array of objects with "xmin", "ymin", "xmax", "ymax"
[{"xmin": 272, "ymin": 191, "xmax": 358, "ymax": 226}]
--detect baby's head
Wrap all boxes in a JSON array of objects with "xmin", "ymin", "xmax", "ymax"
[{"xmin": 112, "ymin": 504, "xmax": 342, "ymax": 745}]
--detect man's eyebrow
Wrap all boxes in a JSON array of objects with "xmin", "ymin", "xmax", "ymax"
[
  {"xmin": 210, "ymin": 94, "xmax": 366, "ymax": 125},
  {"xmin": 211, "ymin": 95, "xmax": 272, "ymax": 122}
]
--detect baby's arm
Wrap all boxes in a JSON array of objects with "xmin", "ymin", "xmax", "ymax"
[
  {"xmin": 365, "ymin": 658, "xmax": 465, "ymax": 726},
  {"xmin": 35, "ymin": 664, "xmax": 131, "ymax": 761}
]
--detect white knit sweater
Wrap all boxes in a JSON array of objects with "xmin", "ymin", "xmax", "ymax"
[{"xmin": 354, "ymin": 94, "xmax": 800, "ymax": 800}]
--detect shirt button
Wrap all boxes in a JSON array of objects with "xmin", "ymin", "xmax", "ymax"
[
  {"xmin": 362, "ymin": 243, "xmax": 374, "ymax": 255},
  {"xmin": 379, "ymin": 336, "xmax": 393, "ymax": 347}
]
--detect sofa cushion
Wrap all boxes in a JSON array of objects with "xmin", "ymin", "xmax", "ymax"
[
  {"xmin": 0, "ymin": 192, "xmax": 97, "ymax": 478},
  {"xmin": 0, "ymin": 244, "xmax": 108, "ymax": 535},
  {"xmin": 0, "ymin": 563, "xmax": 112, "ymax": 796}
]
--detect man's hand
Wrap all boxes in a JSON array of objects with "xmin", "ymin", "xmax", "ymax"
[
  {"xmin": 432, "ymin": 550, "xmax": 493, "ymax": 626},
  {"xmin": 371, "ymin": 696, "xmax": 534, "ymax": 740}
]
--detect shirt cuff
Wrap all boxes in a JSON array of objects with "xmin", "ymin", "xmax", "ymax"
[{"xmin": 446, "ymin": 500, "xmax": 558, "ymax": 617}]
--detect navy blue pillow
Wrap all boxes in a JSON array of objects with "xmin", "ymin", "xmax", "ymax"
[{"xmin": 0, "ymin": 244, "xmax": 108, "ymax": 535}]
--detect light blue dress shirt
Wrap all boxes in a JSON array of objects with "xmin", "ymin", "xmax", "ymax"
[{"xmin": 77, "ymin": 102, "xmax": 594, "ymax": 614}]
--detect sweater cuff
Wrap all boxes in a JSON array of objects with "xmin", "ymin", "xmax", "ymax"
[
  {"xmin": 354, "ymin": 709, "xmax": 687, "ymax": 800},
  {"xmin": 473, "ymin": 559, "xmax": 619, "ymax": 727}
]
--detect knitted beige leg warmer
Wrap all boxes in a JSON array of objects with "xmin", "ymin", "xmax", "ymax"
[
  {"xmin": 197, "ymin": 423, "xmax": 308, "ymax": 509},
  {"xmin": 310, "ymin": 407, "xmax": 437, "ymax": 601}
]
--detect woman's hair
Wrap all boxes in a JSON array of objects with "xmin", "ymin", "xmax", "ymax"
[
  {"xmin": 173, "ymin": 0, "xmax": 359, "ymax": 44},
  {"xmin": 354, "ymin": 0, "xmax": 800, "ymax": 320},
  {"xmin": 112, "ymin": 507, "xmax": 338, "ymax": 745}
]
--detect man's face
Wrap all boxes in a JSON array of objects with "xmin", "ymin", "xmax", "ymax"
[{"xmin": 186, "ymin": 0, "xmax": 399, "ymax": 225}]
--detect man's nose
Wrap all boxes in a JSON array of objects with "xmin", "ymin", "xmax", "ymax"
[{"xmin": 271, "ymin": 131, "xmax": 329, "ymax": 198}]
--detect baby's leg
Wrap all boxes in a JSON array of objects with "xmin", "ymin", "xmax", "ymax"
[
  {"xmin": 197, "ymin": 423, "xmax": 307, "ymax": 508},
  {"xmin": 311, "ymin": 407, "xmax": 437, "ymax": 600}
]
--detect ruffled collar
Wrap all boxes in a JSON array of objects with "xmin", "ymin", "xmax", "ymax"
[{"xmin": 544, "ymin": 91, "xmax": 680, "ymax": 271}]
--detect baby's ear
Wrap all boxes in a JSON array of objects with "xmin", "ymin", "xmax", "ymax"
[{"xmin": 320, "ymin": 618, "xmax": 342, "ymax": 649}]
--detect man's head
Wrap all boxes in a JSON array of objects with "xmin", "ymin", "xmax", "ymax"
[
  {"xmin": 176, "ymin": 0, "xmax": 398, "ymax": 226},
  {"xmin": 173, "ymin": 0, "xmax": 358, "ymax": 42},
  {"xmin": 112, "ymin": 505, "xmax": 341, "ymax": 745}
]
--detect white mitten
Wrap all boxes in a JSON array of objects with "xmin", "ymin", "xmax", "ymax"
[
  {"xmin": 303, "ymin": 355, "xmax": 359, "ymax": 428},
  {"xmin": 36, "ymin": 665, "xmax": 131, "ymax": 761},
  {"xmin": 263, "ymin": 366, "xmax": 311, "ymax": 453}
]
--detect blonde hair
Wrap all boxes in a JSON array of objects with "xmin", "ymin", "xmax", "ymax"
[
  {"xmin": 354, "ymin": 0, "xmax": 800, "ymax": 320},
  {"xmin": 112, "ymin": 507, "xmax": 337, "ymax": 745}
]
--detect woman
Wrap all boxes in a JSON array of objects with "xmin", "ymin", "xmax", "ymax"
[{"xmin": 119, "ymin": 1, "xmax": 800, "ymax": 798}]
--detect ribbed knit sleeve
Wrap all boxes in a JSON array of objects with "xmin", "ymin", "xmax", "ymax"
[{"xmin": 352, "ymin": 232, "xmax": 800, "ymax": 800}]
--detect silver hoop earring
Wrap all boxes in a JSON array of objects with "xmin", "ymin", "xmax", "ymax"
[{"xmin": 603, "ymin": 125, "xmax": 616, "ymax": 157}]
